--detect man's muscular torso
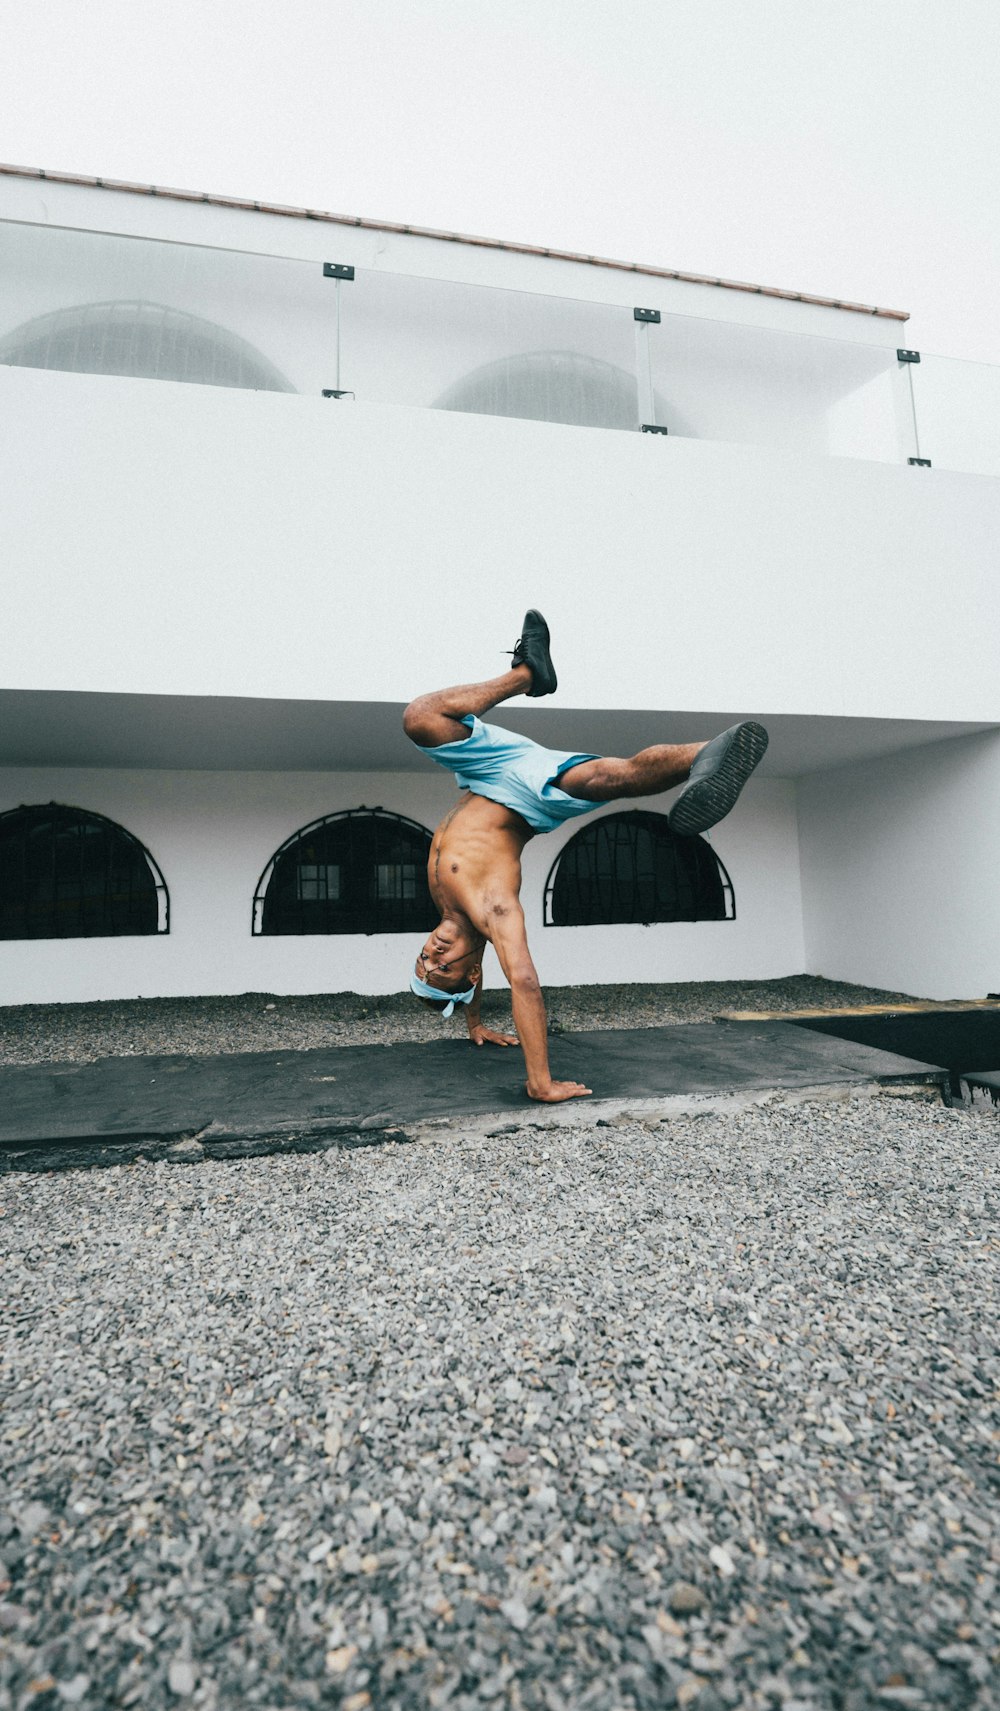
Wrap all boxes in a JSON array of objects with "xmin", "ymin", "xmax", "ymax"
[{"xmin": 427, "ymin": 791, "xmax": 532, "ymax": 936}]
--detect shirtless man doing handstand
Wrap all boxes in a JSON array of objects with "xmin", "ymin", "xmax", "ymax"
[{"xmin": 403, "ymin": 612, "xmax": 768, "ymax": 1104}]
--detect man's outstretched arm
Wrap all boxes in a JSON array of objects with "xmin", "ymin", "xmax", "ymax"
[{"xmin": 488, "ymin": 902, "xmax": 591, "ymax": 1103}]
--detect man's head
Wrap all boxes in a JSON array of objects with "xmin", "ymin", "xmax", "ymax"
[{"xmin": 410, "ymin": 920, "xmax": 483, "ymax": 1013}]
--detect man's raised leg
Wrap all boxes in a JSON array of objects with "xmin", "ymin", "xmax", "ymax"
[
  {"xmin": 403, "ymin": 609, "xmax": 558, "ymax": 747},
  {"xmin": 402, "ymin": 664, "xmax": 533, "ymax": 749},
  {"xmin": 560, "ymin": 721, "xmax": 769, "ymax": 837}
]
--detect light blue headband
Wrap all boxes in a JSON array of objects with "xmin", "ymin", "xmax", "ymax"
[{"xmin": 409, "ymin": 972, "xmax": 477, "ymax": 1018}]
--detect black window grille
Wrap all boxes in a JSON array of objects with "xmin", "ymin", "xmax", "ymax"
[
  {"xmin": 253, "ymin": 808, "xmax": 436, "ymax": 936},
  {"xmin": 543, "ymin": 810, "xmax": 734, "ymax": 927},
  {"xmin": 0, "ymin": 804, "xmax": 169, "ymax": 940}
]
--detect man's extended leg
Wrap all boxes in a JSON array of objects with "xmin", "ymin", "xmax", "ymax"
[
  {"xmin": 559, "ymin": 721, "xmax": 769, "ymax": 837},
  {"xmin": 558, "ymin": 744, "xmax": 703, "ymax": 801}
]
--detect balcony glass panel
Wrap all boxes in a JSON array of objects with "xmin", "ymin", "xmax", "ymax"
[
  {"xmin": 646, "ymin": 312, "xmax": 901, "ymax": 462},
  {"xmin": 8, "ymin": 219, "xmax": 993, "ymax": 477},
  {"xmin": 340, "ymin": 269, "xmax": 639, "ymax": 430},
  {"xmin": 907, "ymin": 354, "xmax": 1000, "ymax": 478},
  {"xmin": 0, "ymin": 220, "xmax": 332, "ymax": 394}
]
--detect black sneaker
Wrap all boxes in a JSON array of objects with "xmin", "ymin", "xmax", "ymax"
[
  {"xmin": 667, "ymin": 721, "xmax": 769, "ymax": 837},
  {"xmin": 510, "ymin": 609, "xmax": 557, "ymax": 698}
]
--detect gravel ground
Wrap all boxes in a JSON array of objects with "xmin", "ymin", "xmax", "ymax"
[
  {"xmin": 2, "ymin": 1094, "xmax": 998, "ymax": 1710},
  {"xmin": 0, "ymin": 977, "xmax": 929, "ymax": 1067}
]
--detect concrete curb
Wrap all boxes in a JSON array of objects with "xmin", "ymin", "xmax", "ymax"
[{"xmin": 0, "ymin": 1076, "xmax": 947, "ymax": 1174}]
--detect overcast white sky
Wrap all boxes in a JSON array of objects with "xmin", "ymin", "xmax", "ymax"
[{"xmin": 2, "ymin": 0, "xmax": 998, "ymax": 361}]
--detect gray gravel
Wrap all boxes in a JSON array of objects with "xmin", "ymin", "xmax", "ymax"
[
  {"xmin": 2, "ymin": 1093, "xmax": 998, "ymax": 1709},
  {"xmin": 0, "ymin": 977, "xmax": 927, "ymax": 1066}
]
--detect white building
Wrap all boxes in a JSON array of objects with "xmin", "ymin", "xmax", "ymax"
[{"xmin": 1, "ymin": 163, "xmax": 998, "ymax": 1007}]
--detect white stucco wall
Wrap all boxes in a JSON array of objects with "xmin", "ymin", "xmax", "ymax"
[
  {"xmin": 798, "ymin": 729, "xmax": 1000, "ymax": 1000},
  {"xmin": 2, "ymin": 365, "xmax": 998, "ymax": 726},
  {"xmin": 0, "ymin": 765, "xmax": 803, "ymax": 1005}
]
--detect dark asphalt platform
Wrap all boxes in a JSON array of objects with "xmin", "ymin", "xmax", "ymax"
[{"xmin": 0, "ymin": 1020, "xmax": 947, "ymax": 1172}]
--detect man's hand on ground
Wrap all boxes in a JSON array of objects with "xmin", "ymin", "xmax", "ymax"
[
  {"xmin": 468, "ymin": 1024, "xmax": 520, "ymax": 1048},
  {"xmin": 526, "ymin": 1079, "xmax": 592, "ymax": 1103}
]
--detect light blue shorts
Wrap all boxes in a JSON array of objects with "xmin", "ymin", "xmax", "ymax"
[{"xmin": 417, "ymin": 716, "xmax": 601, "ymax": 834}]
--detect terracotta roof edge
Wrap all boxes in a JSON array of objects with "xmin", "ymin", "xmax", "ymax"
[{"xmin": 0, "ymin": 163, "xmax": 910, "ymax": 322}]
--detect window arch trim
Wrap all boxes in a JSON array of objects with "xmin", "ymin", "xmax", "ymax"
[{"xmin": 542, "ymin": 809, "xmax": 735, "ymax": 928}]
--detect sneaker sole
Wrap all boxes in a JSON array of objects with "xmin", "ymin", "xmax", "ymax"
[{"xmin": 667, "ymin": 721, "xmax": 769, "ymax": 837}]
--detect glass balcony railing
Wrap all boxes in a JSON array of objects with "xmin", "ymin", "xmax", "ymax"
[
  {"xmin": 0, "ymin": 218, "xmax": 331, "ymax": 394},
  {"xmin": 642, "ymin": 310, "xmax": 902, "ymax": 463},
  {"xmin": 1, "ymin": 217, "xmax": 996, "ymax": 477},
  {"xmin": 340, "ymin": 266, "xmax": 640, "ymax": 429},
  {"xmin": 903, "ymin": 353, "xmax": 1000, "ymax": 478}
]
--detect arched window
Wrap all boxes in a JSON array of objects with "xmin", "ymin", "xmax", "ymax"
[
  {"xmin": 0, "ymin": 301, "xmax": 295, "ymax": 392},
  {"xmin": 253, "ymin": 809, "xmax": 436, "ymax": 936},
  {"xmin": 543, "ymin": 810, "xmax": 734, "ymax": 927},
  {"xmin": 434, "ymin": 350, "xmax": 677, "ymax": 434},
  {"xmin": 0, "ymin": 804, "xmax": 169, "ymax": 940},
  {"xmin": 435, "ymin": 351, "xmax": 639, "ymax": 431}
]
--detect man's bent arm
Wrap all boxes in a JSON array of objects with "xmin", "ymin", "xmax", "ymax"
[
  {"xmin": 464, "ymin": 969, "xmax": 485, "ymax": 1032},
  {"xmin": 464, "ymin": 971, "xmax": 518, "ymax": 1048}
]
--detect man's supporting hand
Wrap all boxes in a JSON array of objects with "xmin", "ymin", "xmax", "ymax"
[
  {"xmin": 468, "ymin": 1024, "xmax": 519, "ymax": 1048},
  {"xmin": 526, "ymin": 1079, "xmax": 593, "ymax": 1103}
]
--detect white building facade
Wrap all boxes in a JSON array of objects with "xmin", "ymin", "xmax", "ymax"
[{"xmin": 1, "ymin": 165, "xmax": 998, "ymax": 1005}]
